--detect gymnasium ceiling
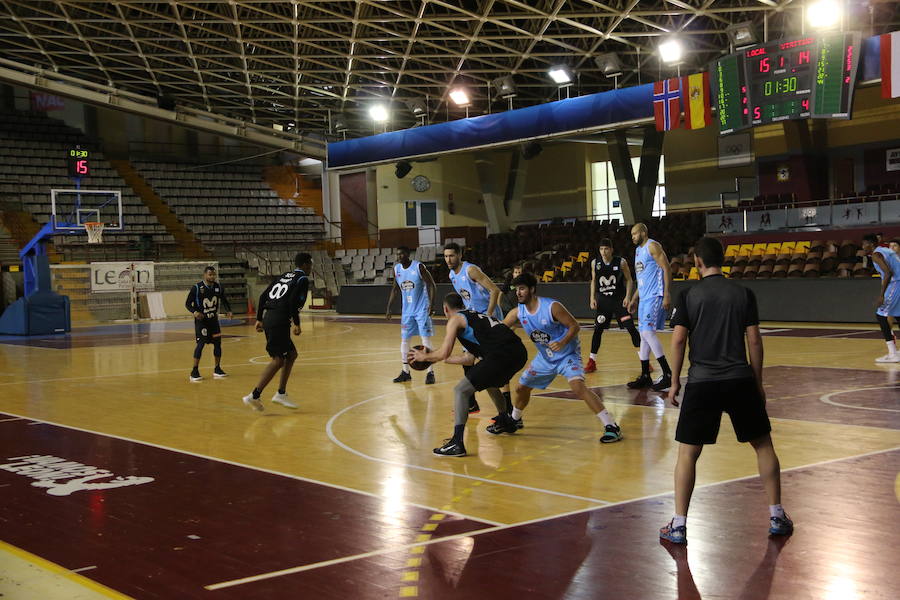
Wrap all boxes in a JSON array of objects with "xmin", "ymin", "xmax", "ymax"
[{"xmin": 0, "ymin": 1, "xmax": 898, "ymax": 138}]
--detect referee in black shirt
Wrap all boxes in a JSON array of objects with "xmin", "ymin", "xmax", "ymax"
[{"xmin": 659, "ymin": 237, "xmax": 793, "ymax": 546}]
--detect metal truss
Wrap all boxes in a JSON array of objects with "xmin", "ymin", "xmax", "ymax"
[{"xmin": 0, "ymin": 1, "xmax": 896, "ymax": 140}]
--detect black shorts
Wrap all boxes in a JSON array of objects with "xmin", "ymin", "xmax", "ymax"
[
  {"xmin": 465, "ymin": 343, "xmax": 528, "ymax": 391},
  {"xmin": 594, "ymin": 301, "xmax": 632, "ymax": 330},
  {"xmin": 263, "ymin": 318, "xmax": 296, "ymax": 359},
  {"xmin": 195, "ymin": 317, "xmax": 221, "ymax": 343},
  {"xmin": 675, "ymin": 377, "xmax": 771, "ymax": 445}
]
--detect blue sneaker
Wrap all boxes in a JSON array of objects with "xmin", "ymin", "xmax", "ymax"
[
  {"xmin": 659, "ymin": 519, "xmax": 687, "ymax": 544},
  {"xmin": 769, "ymin": 513, "xmax": 794, "ymax": 536},
  {"xmin": 600, "ymin": 423, "xmax": 623, "ymax": 443}
]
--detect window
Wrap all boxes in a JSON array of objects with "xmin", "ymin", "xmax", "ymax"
[
  {"xmin": 591, "ymin": 157, "xmax": 666, "ymax": 221},
  {"xmin": 405, "ymin": 201, "xmax": 438, "ymax": 227}
]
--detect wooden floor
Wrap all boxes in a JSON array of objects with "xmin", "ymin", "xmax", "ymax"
[{"xmin": 0, "ymin": 315, "xmax": 898, "ymax": 599}]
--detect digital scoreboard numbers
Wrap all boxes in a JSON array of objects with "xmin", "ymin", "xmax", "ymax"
[
  {"xmin": 714, "ymin": 32, "xmax": 860, "ymax": 134},
  {"xmin": 66, "ymin": 147, "xmax": 89, "ymax": 178}
]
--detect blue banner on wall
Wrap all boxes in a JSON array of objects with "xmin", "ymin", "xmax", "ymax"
[{"xmin": 328, "ymin": 84, "xmax": 653, "ymax": 169}]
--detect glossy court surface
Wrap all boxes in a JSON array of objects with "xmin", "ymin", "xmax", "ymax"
[{"xmin": 0, "ymin": 316, "xmax": 897, "ymax": 599}]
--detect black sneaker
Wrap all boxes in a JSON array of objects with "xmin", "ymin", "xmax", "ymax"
[
  {"xmin": 513, "ymin": 417, "xmax": 524, "ymax": 430},
  {"xmin": 189, "ymin": 368, "xmax": 202, "ymax": 382},
  {"xmin": 393, "ymin": 371, "xmax": 412, "ymax": 383},
  {"xmin": 213, "ymin": 366, "xmax": 228, "ymax": 379},
  {"xmin": 433, "ymin": 439, "xmax": 466, "ymax": 457},
  {"xmin": 626, "ymin": 374, "xmax": 652, "ymax": 389},
  {"xmin": 425, "ymin": 371, "xmax": 435, "ymax": 385},
  {"xmin": 651, "ymin": 374, "xmax": 672, "ymax": 392},
  {"xmin": 486, "ymin": 415, "xmax": 518, "ymax": 435},
  {"xmin": 468, "ymin": 398, "xmax": 480, "ymax": 414},
  {"xmin": 600, "ymin": 423, "xmax": 623, "ymax": 443}
]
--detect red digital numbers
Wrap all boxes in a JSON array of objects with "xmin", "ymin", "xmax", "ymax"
[
  {"xmin": 801, "ymin": 99, "xmax": 810, "ymax": 111},
  {"xmin": 758, "ymin": 57, "xmax": 771, "ymax": 73},
  {"xmin": 76, "ymin": 160, "xmax": 89, "ymax": 175},
  {"xmin": 797, "ymin": 51, "xmax": 810, "ymax": 65},
  {"xmin": 753, "ymin": 106, "xmax": 762, "ymax": 120}
]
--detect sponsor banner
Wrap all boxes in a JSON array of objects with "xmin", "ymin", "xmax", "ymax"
[
  {"xmin": 786, "ymin": 205, "xmax": 832, "ymax": 228},
  {"xmin": 886, "ymin": 148, "xmax": 900, "ymax": 172},
  {"xmin": 29, "ymin": 92, "xmax": 65, "ymax": 112},
  {"xmin": 0, "ymin": 454, "xmax": 153, "ymax": 497},
  {"xmin": 90, "ymin": 261, "xmax": 154, "ymax": 293}
]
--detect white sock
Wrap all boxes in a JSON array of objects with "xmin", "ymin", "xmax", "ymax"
[
  {"xmin": 400, "ymin": 339, "xmax": 410, "ymax": 372},
  {"xmin": 402, "ymin": 363, "xmax": 410, "ymax": 373},
  {"xmin": 511, "ymin": 407, "xmax": 523, "ymax": 420},
  {"xmin": 589, "ymin": 353, "xmax": 597, "ymax": 360},
  {"xmin": 887, "ymin": 340, "xmax": 897, "ymax": 356},
  {"xmin": 596, "ymin": 409, "xmax": 614, "ymax": 427},
  {"xmin": 638, "ymin": 342, "xmax": 650, "ymax": 361},
  {"xmin": 672, "ymin": 515, "xmax": 687, "ymax": 528},
  {"xmin": 421, "ymin": 337, "xmax": 434, "ymax": 372},
  {"xmin": 641, "ymin": 329, "xmax": 666, "ymax": 359},
  {"xmin": 769, "ymin": 504, "xmax": 785, "ymax": 518}
]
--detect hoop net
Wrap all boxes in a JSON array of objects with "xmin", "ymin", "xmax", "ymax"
[{"xmin": 84, "ymin": 221, "xmax": 105, "ymax": 244}]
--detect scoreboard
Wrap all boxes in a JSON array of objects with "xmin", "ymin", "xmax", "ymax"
[
  {"xmin": 714, "ymin": 32, "xmax": 860, "ymax": 134},
  {"xmin": 67, "ymin": 147, "xmax": 90, "ymax": 178}
]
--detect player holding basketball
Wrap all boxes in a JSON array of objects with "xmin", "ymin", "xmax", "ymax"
[
  {"xmin": 242, "ymin": 253, "xmax": 311, "ymax": 411},
  {"xmin": 502, "ymin": 272, "xmax": 623, "ymax": 443},
  {"xmin": 443, "ymin": 242, "xmax": 508, "ymax": 415},
  {"xmin": 627, "ymin": 223, "xmax": 673, "ymax": 391},
  {"xmin": 862, "ymin": 234, "xmax": 900, "ymax": 363},
  {"xmin": 411, "ymin": 292, "xmax": 527, "ymax": 457},
  {"xmin": 660, "ymin": 237, "xmax": 791, "ymax": 545},
  {"xmin": 585, "ymin": 238, "xmax": 641, "ymax": 374},
  {"xmin": 186, "ymin": 266, "xmax": 232, "ymax": 382},
  {"xmin": 386, "ymin": 246, "xmax": 436, "ymax": 384}
]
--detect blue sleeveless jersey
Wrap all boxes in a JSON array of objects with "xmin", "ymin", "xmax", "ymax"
[
  {"xmin": 394, "ymin": 260, "xmax": 430, "ymax": 317},
  {"xmin": 635, "ymin": 239, "xmax": 664, "ymax": 298},
  {"xmin": 874, "ymin": 247, "xmax": 900, "ymax": 280},
  {"xmin": 449, "ymin": 261, "xmax": 493, "ymax": 313},
  {"xmin": 518, "ymin": 297, "xmax": 579, "ymax": 362}
]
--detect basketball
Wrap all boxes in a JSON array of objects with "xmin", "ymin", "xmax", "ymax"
[{"xmin": 409, "ymin": 345, "xmax": 432, "ymax": 371}]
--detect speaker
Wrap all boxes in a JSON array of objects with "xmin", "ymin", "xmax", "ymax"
[
  {"xmin": 395, "ymin": 161, "xmax": 412, "ymax": 179},
  {"xmin": 157, "ymin": 95, "xmax": 176, "ymax": 111},
  {"xmin": 522, "ymin": 142, "xmax": 543, "ymax": 160}
]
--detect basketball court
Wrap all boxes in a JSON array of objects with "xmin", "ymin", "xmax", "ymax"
[{"xmin": 1, "ymin": 315, "xmax": 897, "ymax": 599}]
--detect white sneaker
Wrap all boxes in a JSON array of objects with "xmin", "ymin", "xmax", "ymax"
[
  {"xmin": 242, "ymin": 393, "xmax": 264, "ymax": 412},
  {"xmin": 875, "ymin": 354, "xmax": 900, "ymax": 363},
  {"xmin": 272, "ymin": 393, "xmax": 298, "ymax": 409}
]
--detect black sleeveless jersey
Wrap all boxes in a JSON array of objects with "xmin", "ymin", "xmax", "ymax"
[
  {"xmin": 456, "ymin": 309, "xmax": 523, "ymax": 358},
  {"xmin": 257, "ymin": 269, "xmax": 309, "ymax": 326},
  {"xmin": 593, "ymin": 256, "xmax": 627, "ymax": 302},
  {"xmin": 186, "ymin": 280, "xmax": 231, "ymax": 319}
]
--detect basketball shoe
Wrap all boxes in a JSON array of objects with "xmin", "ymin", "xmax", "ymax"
[
  {"xmin": 486, "ymin": 414, "xmax": 518, "ymax": 435},
  {"xmin": 213, "ymin": 366, "xmax": 228, "ymax": 378},
  {"xmin": 627, "ymin": 373, "xmax": 652, "ymax": 389},
  {"xmin": 433, "ymin": 439, "xmax": 466, "ymax": 457},
  {"xmin": 425, "ymin": 371, "xmax": 435, "ymax": 384},
  {"xmin": 585, "ymin": 358, "xmax": 597, "ymax": 373},
  {"xmin": 769, "ymin": 513, "xmax": 794, "ymax": 536},
  {"xmin": 393, "ymin": 370, "xmax": 412, "ymax": 383},
  {"xmin": 651, "ymin": 374, "xmax": 672, "ymax": 392},
  {"xmin": 659, "ymin": 519, "xmax": 687, "ymax": 544},
  {"xmin": 468, "ymin": 397, "xmax": 480, "ymax": 414},
  {"xmin": 272, "ymin": 392, "xmax": 298, "ymax": 409},
  {"xmin": 875, "ymin": 354, "xmax": 900, "ymax": 363},
  {"xmin": 600, "ymin": 423, "xmax": 623, "ymax": 443},
  {"xmin": 189, "ymin": 368, "xmax": 203, "ymax": 382},
  {"xmin": 242, "ymin": 393, "xmax": 263, "ymax": 412}
]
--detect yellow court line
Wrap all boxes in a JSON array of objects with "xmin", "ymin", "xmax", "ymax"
[{"xmin": 0, "ymin": 539, "xmax": 133, "ymax": 600}]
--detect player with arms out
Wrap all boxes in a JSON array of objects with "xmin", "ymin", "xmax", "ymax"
[
  {"xmin": 504, "ymin": 272, "xmax": 623, "ymax": 443},
  {"xmin": 386, "ymin": 246, "xmax": 436, "ymax": 384},
  {"xmin": 411, "ymin": 293, "xmax": 527, "ymax": 457},
  {"xmin": 242, "ymin": 253, "xmax": 311, "ymax": 411},
  {"xmin": 862, "ymin": 234, "xmax": 900, "ymax": 363},
  {"xmin": 586, "ymin": 238, "xmax": 641, "ymax": 374},
  {"xmin": 627, "ymin": 223, "xmax": 674, "ymax": 391},
  {"xmin": 186, "ymin": 266, "xmax": 232, "ymax": 382}
]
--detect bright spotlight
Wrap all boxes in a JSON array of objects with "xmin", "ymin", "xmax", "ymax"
[
  {"xmin": 658, "ymin": 39, "xmax": 684, "ymax": 64},
  {"xmin": 449, "ymin": 88, "xmax": 470, "ymax": 106},
  {"xmin": 369, "ymin": 104, "xmax": 388, "ymax": 122},
  {"xmin": 807, "ymin": 0, "xmax": 841, "ymax": 29},
  {"xmin": 548, "ymin": 65, "xmax": 573, "ymax": 85}
]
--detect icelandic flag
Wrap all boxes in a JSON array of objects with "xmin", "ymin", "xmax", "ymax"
[{"xmin": 653, "ymin": 78, "xmax": 682, "ymax": 131}]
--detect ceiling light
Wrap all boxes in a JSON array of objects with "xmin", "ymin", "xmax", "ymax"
[
  {"xmin": 593, "ymin": 53, "xmax": 623, "ymax": 78},
  {"xmin": 807, "ymin": 0, "xmax": 841, "ymax": 29},
  {"xmin": 491, "ymin": 75, "xmax": 517, "ymax": 98},
  {"xmin": 369, "ymin": 104, "xmax": 389, "ymax": 122},
  {"xmin": 333, "ymin": 114, "xmax": 349, "ymax": 132},
  {"xmin": 406, "ymin": 99, "xmax": 427, "ymax": 116},
  {"xmin": 726, "ymin": 22, "xmax": 757, "ymax": 48},
  {"xmin": 449, "ymin": 88, "xmax": 470, "ymax": 106},
  {"xmin": 658, "ymin": 39, "xmax": 684, "ymax": 64},
  {"xmin": 548, "ymin": 65, "xmax": 573, "ymax": 85}
]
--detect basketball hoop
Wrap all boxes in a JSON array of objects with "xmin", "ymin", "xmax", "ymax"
[{"xmin": 84, "ymin": 221, "xmax": 105, "ymax": 244}]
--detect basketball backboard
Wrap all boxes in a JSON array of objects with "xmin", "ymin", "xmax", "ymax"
[{"xmin": 50, "ymin": 189, "xmax": 124, "ymax": 232}]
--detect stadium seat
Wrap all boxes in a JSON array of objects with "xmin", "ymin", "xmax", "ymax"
[
  {"xmin": 787, "ymin": 263, "xmax": 804, "ymax": 277},
  {"xmin": 728, "ymin": 265, "xmax": 743, "ymax": 279},
  {"xmin": 803, "ymin": 263, "xmax": 819, "ymax": 278},
  {"xmin": 836, "ymin": 261, "xmax": 853, "ymax": 278},
  {"xmin": 721, "ymin": 266, "xmax": 732, "ymax": 277},
  {"xmin": 772, "ymin": 264, "xmax": 788, "ymax": 278},
  {"xmin": 542, "ymin": 270, "xmax": 555, "ymax": 282},
  {"xmin": 743, "ymin": 265, "xmax": 759, "ymax": 279},
  {"xmin": 756, "ymin": 264, "xmax": 773, "ymax": 279},
  {"xmin": 688, "ymin": 267, "xmax": 700, "ymax": 280}
]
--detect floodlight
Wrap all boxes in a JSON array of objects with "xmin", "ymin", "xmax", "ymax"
[
  {"xmin": 726, "ymin": 22, "xmax": 757, "ymax": 48},
  {"xmin": 594, "ymin": 53, "xmax": 623, "ymax": 78},
  {"xmin": 449, "ymin": 88, "xmax": 470, "ymax": 106},
  {"xmin": 333, "ymin": 114, "xmax": 349, "ymax": 132},
  {"xmin": 406, "ymin": 98, "xmax": 427, "ymax": 116},
  {"xmin": 369, "ymin": 104, "xmax": 389, "ymax": 122},
  {"xmin": 491, "ymin": 75, "xmax": 517, "ymax": 98},
  {"xmin": 658, "ymin": 39, "xmax": 684, "ymax": 64},
  {"xmin": 548, "ymin": 65, "xmax": 573, "ymax": 85},
  {"xmin": 807, "ymin": 0, "xmax": 841, "ymax": 29}
]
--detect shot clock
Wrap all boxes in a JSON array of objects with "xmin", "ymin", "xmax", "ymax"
[
  {"xmin": 714, "ymin": 31, "xmax": 860, "ymax": 134},
  {"xmin": 66, "ymin": 147, "xmax": 90, "ymax": 179}
]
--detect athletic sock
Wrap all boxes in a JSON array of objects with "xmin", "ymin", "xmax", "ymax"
[
  {"xmin": 887, "ymin": 340, "xmax": 897, "ymax": 356},
  {"xmin": 502, "ymin": 391, "xmax": 512, "ymax": 413},
  {"xmin": 427, "ymin": 364, "xmax": 434, "ymax": 373},
  {"xmin": 511, "ymin": 407, "xmax": 523, "ymax": 420},
  {"xmin": 589, "ymin": 353, "xmax": 597, "ymax": 360},
  {"xmin": 641, "ymin": 360, "xmax": 651, "ymax": 376},
  {"xmin": 451, "ymin": 424, "xmax": 465, "ymax": 443},
  {"xmin": 769, "ymin": 504, "xmax": 785, "ymax": 519},
  {"xmin": 658, "ymin": 356, "xmax": 672, "ymax": 376},
  {"xmin": 596, "ymin": 409, "xmax": 614, "ymax": 427},
  {"xmin": 672, "ymin": 515, "xmax": 687, "ymax": 528},
  {"xmin": 252, "ymin": 388, "xmax": 261, "ymax": 400},
  {"xmin": 402, "ymin": 363, "xmax": 410, "ymax": 374},
  {"xmin": 277, "ymin": 388, "xmax": 286, "ymax": 395}
]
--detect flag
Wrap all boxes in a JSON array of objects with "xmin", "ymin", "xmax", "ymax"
[
  {"xmin": 681, "ymin": 72, "xmax": 712, "ymax": 129},
  {"xmin": 881, "ymin": 31, "xmax": 900, "ymax": 99},
  {"xmin": 652, "ymin": 78, "xmax": 681, "ymax": 131}
]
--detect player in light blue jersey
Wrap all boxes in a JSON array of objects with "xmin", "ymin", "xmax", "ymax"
[
  {"xmin": 862, "ymin": 234, "xmax": 900, "ymax": 363},
  {"xmin": 387, "ymin": 246, "xmax": 437, "ymax": 382},
  {"xmin": 444, "ymin": 242, "xmax": 509, "ymax": 415},
  {"xmin": 502, "ymin": 272, "xmax": 623, "ymax": 443},
  {"xmin": 627, "ymin": 223, "xmax": 673, "ymax": 391}
]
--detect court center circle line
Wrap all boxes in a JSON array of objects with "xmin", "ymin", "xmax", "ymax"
[{"xmin": 819, "ymin": 386, "xmax": 900, "ymax": 412}]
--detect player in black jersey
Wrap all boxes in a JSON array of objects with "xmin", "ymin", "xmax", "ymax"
[
  {"xmin": 242, "ymin": 253, "xmax": 311, "ymax": 412},
  {"xmin": 186, "ymin": 266, "xmax": 232, "ymax": 382},
  {"xmin": 585, "ymin": 238, "xmax": 641, "ymax": 373},
  {"xmin": 411, "ymin": 292, "xmax": 527, "ymax": 457}
]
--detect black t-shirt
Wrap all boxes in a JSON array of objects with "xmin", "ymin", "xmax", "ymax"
[
  {"xmin": 670, "ymin": 274, "xmax": 759, "ymax": 383},
  {"xmin": 456, "ymin": 310, "xmax": 523, "ymax": 358},
  {"xmin": 593, "ymin": 256, "xmax": 627, "ymax": 303},
  {"xmin": 257, "ymin": 269, "xmax": 309, "ymax": 327},
  {"xmin": 185, "ymin": 280, "xmax": 231, "ymax": 319}
]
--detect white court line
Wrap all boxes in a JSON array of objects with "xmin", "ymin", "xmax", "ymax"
[
  {"xmin": 0, "ymin": 417, "xmax": 23, "ymax": 423},
  {"xmin": 71, "ymin": 566, "xmax": 97, "ymax": 573},
  {"xmin": 816, "ymin": 330, "xmax": 881, "ymax": 339},
  {"xmin": 0, "ymin": 409, "xmax": 497, "ymax": 528},
  {"xmin": 0, "ymin": 361, "xmax": 261, "ymax": 387},
  {"xmin": 820, "ymin": 386, "xmax": 900, "ymax": 412},
  {"xmin": 326, "ymin": 387, "xmax": 612, "ymax": 505},
  {"xmin": 205, "ymin": 444, "xmax": 900, "ymax": 590}
]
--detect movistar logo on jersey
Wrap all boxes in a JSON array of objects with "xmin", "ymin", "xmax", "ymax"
[
  {"xmin": 460, "ymin": 289, "xmax": 471, "ymax": 301},
  {"xmin": 400, "ymin": 280, "xmax": 415, "ymax": 291},
  {"xmin": 598, "ymin": 275, "xmax": 617, "ymax": 295},
  {"xmin": 530, "ymin": 330, "xmax": 551, "ymax": 345},
  {"xmin": 635, "ymin": 262, "xmax": 645, "ymax": 274}
]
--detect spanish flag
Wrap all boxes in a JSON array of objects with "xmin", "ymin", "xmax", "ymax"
[{"xmin": 681, "ymin": 72, "xmax": 712, "ymax": 130}]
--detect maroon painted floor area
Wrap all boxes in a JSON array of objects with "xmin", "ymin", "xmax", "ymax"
[
  {"xmin": 204, "ymin": 450, "xmax": 900, "ymax": 600},
  {"xmin": 541, "ymin": 366, "xmax": 900, "ymax": 430},
  {"xmin": 0, "ymin": 415, "xmax": 491, "ymax": 599}
]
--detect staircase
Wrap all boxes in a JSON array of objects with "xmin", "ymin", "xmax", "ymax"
[
  {"xmin": 0, "ymin": 210, "xmax": 60, "ymax": 262},
  {"xmin": 109, "ymin": 160, "xmax": 210, "ymax": 260},
  {"xmin": 263, "ymin": 166, "xmax": 324, "ymax": 215}
]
